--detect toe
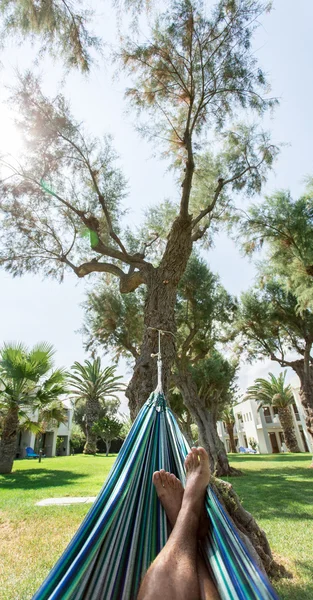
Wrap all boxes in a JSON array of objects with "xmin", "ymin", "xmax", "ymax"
[
  {"xmin": 191, "ymin": 447, "xmax": 199, "ymax": 467},
  {"xmin": 198, "ymin": 447, "xmax": 208, "ymax": 463},
  {"xmin": 165, "ymin": 472, "xmax": 173, "ymax": 487},
  {"xmin": 159, "ymin": 469, "xmax": 167, "ymax": 488},
  {"xmin": 153, "ymin": 471, "xmax": 162, "ymax": 490},
  {"xmin": 153, "ymin": 471, "xmax": 160, "ymax": 483},
  {"xmin": 169, "ymin": 473, "xmax": 177, "ymax": 488},
  {"xmin": 184, "ymin": 451, "xmax": 193, "ymax": 472}
]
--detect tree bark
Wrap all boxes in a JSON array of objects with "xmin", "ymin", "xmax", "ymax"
[
  {"xmin": 174, "ymin": 371, "xmax": 241, "ymax": 477},
  {"xmin": 226, "ymin": 422, "xmax": 237, "ymax": 453},
  {"xmin": 105, "ymin": 440, "xmax": 111, "ymax": 457},
  {"xmin": 293, "ymin": 360, "xmax": 313, "ymax": 443},
  {"xmin": 83, "ymin": 397, "xmax": 101, "ymax": 455},
  {"xmin": 126, "ymin": 215, "xmax": 193, "ymax": 418},
  {"xmin": 212, "ymin": 478, "xmax": 287, "ymax": 578},
  {"xmin": 277, "ymin": 406, "xmax": 300, "ymax": 453},
  {"xmin": 0, "ymin": 405, "xmax": 19, "ymax": 474}
]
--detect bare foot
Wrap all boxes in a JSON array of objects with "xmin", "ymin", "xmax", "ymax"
[
  {"xmin": 152, "ymin": 470, "xmax": 184, "ymax": 527},
  {"xmin": 183, "ymin": 447, "xmax": 211, "ymax": 520}
]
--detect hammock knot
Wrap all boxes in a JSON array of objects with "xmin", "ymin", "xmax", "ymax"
[{"xmin": 155, "ymin": 392, "xmax": 167, "ymax": 412}]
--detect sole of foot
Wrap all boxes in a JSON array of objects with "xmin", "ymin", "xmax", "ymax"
[{"xmin": 153, "ymin": 470, "xmax": 184, "ymax": 528}]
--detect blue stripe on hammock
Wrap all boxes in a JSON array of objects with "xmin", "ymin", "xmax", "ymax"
[{"xmin": 33, "ymin": 392, "xmax": 279, "ymax": 600}]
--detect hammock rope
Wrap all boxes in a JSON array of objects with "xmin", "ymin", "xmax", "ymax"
[{"xmin": 33, "ymin": 391, "xmax": 279, "ymax": 600}]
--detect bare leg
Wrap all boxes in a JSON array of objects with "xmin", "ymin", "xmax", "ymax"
[
  {"xmin": 152, "ymin": 463, "xmax": 219, "ymax": 599},
  {"xmin": 198, "ymin": 552, "xmax": 220, "ymax": 600},
  {"xmin": 137, "ymin": 447, "xmax": 215, "ymax": 600}
]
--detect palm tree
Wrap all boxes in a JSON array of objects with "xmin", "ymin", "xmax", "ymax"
[
  {"xmin": 245, "ymin": 372, "xmax": 301, "ymax": 453},
  {"xmin": 35, "ymin": 399, "xmax": 69, "ymax": 452},
  {"xmin": 0, "ymin": 342, "xmax": 68, "ymax": 474},
  {"xmin": 68, "ymin": 359, "xmax": 124, "ymax": 454},
  {"xmin": 220, "ymin": 407, "xmax": 237, "ymax": 453}
]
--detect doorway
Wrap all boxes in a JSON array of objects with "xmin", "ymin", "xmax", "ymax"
[
  {"xmin": 269, "ymin": 432, "xmax": 279, "ymax": 453},
  {"xmin": 300, "ymin": 429, "xmax": 309, "ymax": 452}
]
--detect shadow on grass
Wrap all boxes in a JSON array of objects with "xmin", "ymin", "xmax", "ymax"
[
  {"xmin": 230, "ymin": 453, "xmax": 312, "ymax": 464},
  {"xmin": 0, "ymin": 469, "xmax": 88, "ymax": 490},
  {"xmin": 223, "ymin": 455, "xmax": 313, "ymax": 521},
  {"xmin": 224, "ymin": 468, "xmax": 313, "ymax": 520},
  {"xmin": 276, "ymin": 562, "xmax": 313, "ymax": 600}
]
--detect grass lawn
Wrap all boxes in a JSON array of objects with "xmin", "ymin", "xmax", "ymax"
[
  {"xmin": 0, "ymin": 453, "xmax": 312, "ymax": 600},
  {"xmin": 227, "ymin": 453, "xmax": 313, "ymax": 600},
  {"xmin": 0, "ymin": 454, "xmax": 116, "ymax": 600}
]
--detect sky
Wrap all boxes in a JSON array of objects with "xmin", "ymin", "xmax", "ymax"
[{"xmin": 0, "ymin": 0, "xmax": 312, "ymax": 413}]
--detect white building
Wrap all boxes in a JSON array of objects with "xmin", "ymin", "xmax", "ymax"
[
  {"xmin": 16, "ymin": 398, "xmax": 74, "ymax": 458},
  {"xmin": 218, "ymin": 381, "xmax": 312, "ymax": 454}
]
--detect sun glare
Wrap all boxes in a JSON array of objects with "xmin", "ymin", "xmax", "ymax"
[{"xmin": 0, "ymin": 104, "xmax": 26, "ymax": 157}]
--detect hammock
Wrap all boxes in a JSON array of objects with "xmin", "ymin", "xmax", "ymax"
[{"xmin": 33, "ymin": 391, "xmax": 279, "ymax": 600}]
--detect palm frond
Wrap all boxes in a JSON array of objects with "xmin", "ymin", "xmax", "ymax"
[
  {"xmin": 245, "ymin": 370, "xmax": 294, "ymax": 408},
  {"xmin": 68, "ymin": 360, "xmax": 124, "ymax": 405}
]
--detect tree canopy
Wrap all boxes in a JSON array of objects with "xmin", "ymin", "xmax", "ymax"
[
  {"xmin": 0, "ymin": 342, "xmax": 67, "ymax": 473},
  {"xmin": 68, "ymin": 358, "xmax": 124, "ymax": 453},
  {"xmin": 237, "ymin": 181, "xmax": 313, "ymax": 312},
  {"xmin": 236, "ymin": 275, "xmax": 313, "ymax": 441},
  {"xmin": 0, "ymin": 1, "xmax": 278, "ymax": 412}
]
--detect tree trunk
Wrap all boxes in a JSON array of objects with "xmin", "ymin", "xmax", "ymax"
[
  {"xmin": 175, "ymin": 371, "xmax": 241, "ymax": 477},
  {"xmin": 83, "ymin": 397, "xmax": 101, "ymax": 455},
  {"xmin": 0, "ymin": 405, "xmax": 19, "ymax": 474},
  {"xmin": 212, "ymin": 478, "xmax": 287, "ymax": 578},
  {"xmin": 105, "ymin": 440, "xmax": 111, "ymax": 457},
  {"xmin": 126, "ymin": 215, "xmax": 193, "ymax": 418},
  {"xmin": 295, "ymin": 365, "xmax": 313, "ymax": 442},
  {"xmin": 277, "ymin": 406, "xmax": 300, "ymax": 452},
  {"xmin": 226, "ymin": 422, "xmax": 237, "ymax": 453}
]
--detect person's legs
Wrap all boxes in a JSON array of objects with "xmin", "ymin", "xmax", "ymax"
[
  {"xmin": 137, "ymin": 447, "xmax": 215, "ymax": 600},
  {"xmin": 152, "ymin": 470, "xmax": 219, "ymax": 600}
]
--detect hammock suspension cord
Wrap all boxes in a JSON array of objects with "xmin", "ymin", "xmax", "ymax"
[{"xmin": 148, "ymin": 327, "xmax": 175, "ymax": 395}]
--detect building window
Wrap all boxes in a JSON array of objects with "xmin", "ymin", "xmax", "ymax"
[
  {"xmin": 263, "ymin": 407, "xmax": 272, "ymax": 423},
  {"xmin": 293, "ymin": 404, "xmax": 301, "ymax": 421}
]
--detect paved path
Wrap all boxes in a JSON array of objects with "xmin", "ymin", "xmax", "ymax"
[{"xmin": 36, "ymin": 496, "xmax": 97, "ymax": 506}]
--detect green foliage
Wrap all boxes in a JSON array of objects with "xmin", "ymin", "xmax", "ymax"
[
  {"xmin": 220, "ymin": 406, "xmax": 235, "ymax": 427},
  {"xmin": 236, "ymin": 276, "xmax": 313, "ymax": 366},
  {"xmin": 0, "ymin": 0, "xmax": 100, "ymax": 71},
  {"xmin": 248, "ymin": 437, "xmax": 258, "ymax": 451},
  {"xmin": 0, "ymin": 72, "xmax": 127, "ymax": 281},
  {"xmin": 92, "ymin": 416, "xmax": 123, "ymax": 453},
  {"xmin": 83, "ymin": 283, "xmax": 144, "ymax": 361},
  {"xmin": 189, "ymin": 350, "xmax": 238, "ymax": 418},
  {"xmin": 119, "ymin": 415, "xmax": 132, "ymax": 439},
  {"xmin": 37, "ymin": 399, "xmax": 68, "ymax": 431},
  {"xmin": 92, "ymin": 416, "xmax": 123, "ymax": 442},
  {"xmin": 70, "ymin": 423, "xmax": 86, "ymax": 450},
  {"xmin": 83, "ymin": 253, "xmax": 238, "ymax": 428},
  {"xmin": 245, "ymin": 371, "xmax": 294, "ymax": 408},
  {"xmin": 68, "ymin": 359, "xmax": 124, "ymax": 404},
  {"xmin": 0, "ymin": 1, "xmax": 277, "ymax": 292},
  {"xmin": 176, "ymin": 253, "xmax": 236, "ymax": 357},
  {"xmin": 73, "ymin": 397, "xmax": 120, "ymax": 430},
  {"xmin": 238, "ymin": 182, "xmax": 313, "ymax": 312},
  {"xmin": 0, "ymin": 342, "xmax": 68, "ymax": 418},
  {"xmin": 121, "ymin": 0, "xmax": 276, "ymax": 160}
]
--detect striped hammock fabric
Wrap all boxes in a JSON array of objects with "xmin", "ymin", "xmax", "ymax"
[{"xmin": 33, "ymin": 391, "xmax": 279, "ymax": 600}]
